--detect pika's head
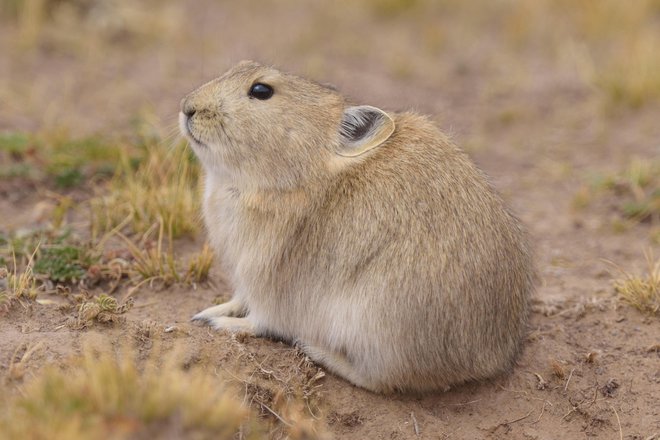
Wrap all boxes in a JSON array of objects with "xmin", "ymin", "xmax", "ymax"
[{"xmin": 179, "ymin": 61, "xmax": 395, "ymax": 189}]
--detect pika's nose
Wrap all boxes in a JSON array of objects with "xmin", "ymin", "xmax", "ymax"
[{"xmin": 181, "ymin": 97, "xmax": 196, "ymax": 118}]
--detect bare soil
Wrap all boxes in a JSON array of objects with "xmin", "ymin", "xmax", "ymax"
[{"xmin": 1, "ymin": 1, "xmax": 658, "ymax": 439}]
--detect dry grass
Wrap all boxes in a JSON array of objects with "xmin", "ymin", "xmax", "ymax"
[
  {"xmin": 185, "ymin": 242, "xmax": 214, "ymax": 284},
  {"xmin": 0, "ymin": 245, "xmax": 40, "ymax": 313},
  {"xmin": 225, "ymin": 342, "xmax": 329, "ymax": 439},
  {"xmin": 118, "ymin": 220, "xmax": 181, "ymax": 290},
  {"xmin": 0, "ymin": 140, "xmax": 208, "ymax": 302},
  {"xmin": 0, "ymin": 340, "xmax": 330, "ymax": 439},
  {"xmin": 0, "ymin": 343, "xmax": 263, "ymax": 440},
  {"xmin": 550, "ymin": 360, "xmax": 566, "ymax": 379},
  {"xmin": 613, "ymin": 253, "xmax": 660, "ymax": 315},
  {"xmin": 114, "ymin": 219, "xmax": 213, "ymax": 294},
  {"xmin": 1, "ymin": 129, "xmax": 206, "ymax": 299},
  {"xmin": 90, "ymin": 140, "xmax": 200, "ymax": 240},
  {"xmin": 4, "ymin": 341, "xmax": 45, "ymax": 382}
]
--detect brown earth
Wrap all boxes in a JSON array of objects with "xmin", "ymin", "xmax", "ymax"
[{"xmin": 1, "ymin": 1, "xmax": 659, "ymax": 439}]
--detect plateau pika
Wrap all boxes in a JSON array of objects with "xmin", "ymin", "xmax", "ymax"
[{"xmin": 179, "ymin": 60, "xmax": 534, "ymax": 393}]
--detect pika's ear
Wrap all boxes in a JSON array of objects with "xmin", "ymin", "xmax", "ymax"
[{"xmin": 336, "ymin": 106, "xmax": 395, "ymax": 157}]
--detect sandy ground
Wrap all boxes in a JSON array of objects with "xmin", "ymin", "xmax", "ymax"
[{"xmin": 1, "ymin": 1, "xmax": 659, "ymax": 439}]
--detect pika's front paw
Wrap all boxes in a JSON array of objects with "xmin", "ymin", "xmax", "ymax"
[
  {"xmin": 191, "ymin": 299, "xmax": 247, "ymax": 323},
  {"xmin": 206, "ymin": 316, "xmax": 255, "ymax": 335}
]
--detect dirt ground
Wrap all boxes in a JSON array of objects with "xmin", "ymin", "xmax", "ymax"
[{"xmin": 1, "ymin": 1, "xmax": 659, "ymax": 439}]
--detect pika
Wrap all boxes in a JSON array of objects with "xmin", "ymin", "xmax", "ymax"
[{"xmin": 179, "ymin": 61, "xmax": 534, "ymax": 394}]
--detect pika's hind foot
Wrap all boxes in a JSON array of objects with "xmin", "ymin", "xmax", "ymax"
[
  {"xmin": 299, "ymin": 343, "xmax": 386, "ymax": 393},
  {"xmin": 191, "ymin": 298, "xmax": 247, "ymax": 323}
]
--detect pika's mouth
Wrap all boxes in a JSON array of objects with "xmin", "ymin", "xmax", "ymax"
[{"xmin": 178, "ymin": 112, "xmax": 206, "ymax": 148}]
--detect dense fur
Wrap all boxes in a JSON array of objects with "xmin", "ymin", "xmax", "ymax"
[{"xmin": 179, "ymin": 61, "xmax": 535, "ymax": 393}]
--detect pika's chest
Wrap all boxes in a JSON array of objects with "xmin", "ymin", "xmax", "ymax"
[
  {"xmin": 202, "ymin": 181, "xmax": 299, "ymax": 287},
  {"xmin": 202, "ymin": 182, "xmax": 242, "ymax": 268}
]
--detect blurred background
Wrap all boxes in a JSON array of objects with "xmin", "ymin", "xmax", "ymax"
[
  {"xmin": 1, "ymin": 0, "xmax": 660, "ymax": 141},
  {"xmin": 1, "ymin": 0, "xmax": 658, "ymax": 236}
]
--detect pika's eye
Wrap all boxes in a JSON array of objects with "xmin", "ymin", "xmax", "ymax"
[{"xmin": 249, "ymin": 83, "xmax": 274, "ymax": 100}]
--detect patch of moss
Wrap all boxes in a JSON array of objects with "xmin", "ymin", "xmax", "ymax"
[{"xmin": 33, "ymin": 245, "xmax": 96, "ymax": 283}]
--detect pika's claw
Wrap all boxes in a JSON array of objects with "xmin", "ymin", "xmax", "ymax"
[{"xmin": 190, "ymin": 312, "xmax": 210, "ymax": 323}]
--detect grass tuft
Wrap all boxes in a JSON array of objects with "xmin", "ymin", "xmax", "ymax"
[
  {"xmin": 0, "ymin": 245, "xmax": 40, "ymax": 313},
  {"xmin": 613, "ymin": 253, "xmax": 660, "ymax": 315},
  {"xmin": 116, "ymin": 221, "xmax": 215, "ymax": 294},
  {"xmin": 185, "ymin": 242, "xmax": 214, "ymax": 283},
  {"xmin": 0, "ymin": 343, "xmax": 262, "ymax": 439},
  {"xmin": 118, "ymin": 220, "xmax": 181, "ymax": 291},
  {"xmin": 90, "ymin": 140, "xmax": 200, "ymax": 240}
]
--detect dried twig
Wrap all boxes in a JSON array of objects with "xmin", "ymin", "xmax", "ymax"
[
  {"xmin": 487, "ymin": 409, "xmax": 534, "ymax": 433},
  {"xmin": 564, "ymin": 368, "xmax": 576, "ymax": 392},
  {"xmin": 259, "ymin": 401, "xmax": 293, "ymax": 427},
  {"xmin": 532, "ymin": 399, "xmax": 552, "ymax": 424},
  {"xmin": 608, "ymin": 403, "xmax": 623, "ymax": 440},
  {"xmin": 506, "ymin": 409, "xmax": 534, "ymax": 425},
  {"xmin": 447, "ymin": 399, "xmax": 482, "ymax": 407},
  {"xmin": 563, "ymin": 384, "xmax": 601, "ymax": 420},
  {"xmin": 497, "ymin": 385, "xmax": 553, "ymax": 425},
  {"xmin": 410, "ymin": 412, "xmax": 420, "ymax": 437}
]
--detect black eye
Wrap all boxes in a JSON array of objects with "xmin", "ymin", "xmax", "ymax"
[{"xmin": 249, "ymin": 83, "xmax": 274, "ymax": 100}]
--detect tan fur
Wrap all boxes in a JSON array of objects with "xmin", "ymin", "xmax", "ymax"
[{"xmin": 179, "ymin": 61, "xmax": 535, "ymax": 394}]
